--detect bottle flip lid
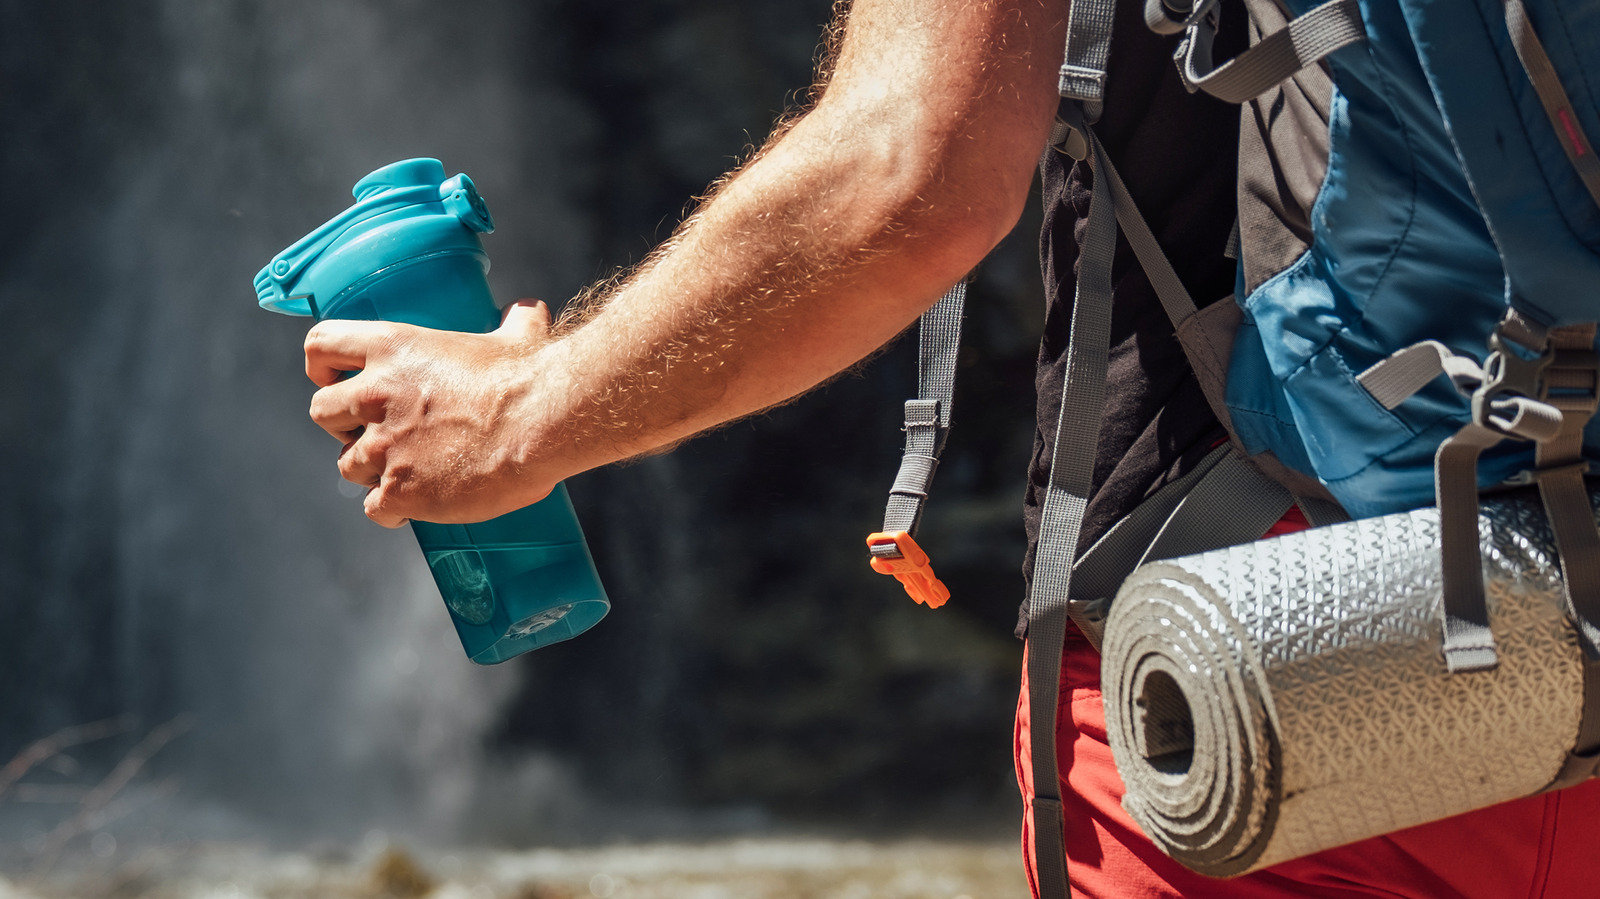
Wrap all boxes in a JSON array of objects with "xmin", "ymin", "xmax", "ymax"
[{"xmin": 254, "ymin": 158, "xmax": 495, "ymax": 317}]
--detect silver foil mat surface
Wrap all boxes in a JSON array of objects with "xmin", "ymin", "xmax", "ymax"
[{"xmin": 1100, "ymin": 489, "xmax": 1589, "ymax": 876}]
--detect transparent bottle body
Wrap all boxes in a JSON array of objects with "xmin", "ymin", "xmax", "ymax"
[{"xmin": 320, "ymin": 251, "xmax": 610, "ymax": 663}]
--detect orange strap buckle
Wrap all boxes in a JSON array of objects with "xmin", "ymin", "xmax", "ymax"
[{"xmin": 866, "ymin": 531, "xmax": 950, "ymax": 608}]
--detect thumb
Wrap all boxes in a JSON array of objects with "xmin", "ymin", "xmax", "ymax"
[{"xmin": 499, "ymin": 299, "xmax": 553, "ymax": 340}]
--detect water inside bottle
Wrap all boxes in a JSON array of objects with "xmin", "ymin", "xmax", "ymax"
[
  {"xmin": 410, "ymin": 488, "xmax": 608, "ymax": 662},
  {"xmin": 426, "ymin": 549, "xmax": 496, "ymax": 625},
  {"xmin": 507, "ymin": 603, "xmax": 574, "ymax": 637}
]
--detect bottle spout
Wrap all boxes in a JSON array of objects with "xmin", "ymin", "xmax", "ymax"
[{"xmin": 352, "ymin": 158, "xmax": 448, "ymax": 201}]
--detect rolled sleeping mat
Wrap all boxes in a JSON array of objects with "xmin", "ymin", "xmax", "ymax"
[{"xmin": 1101, "ymin": 487, "xmax": 1593, "ymax": 877}]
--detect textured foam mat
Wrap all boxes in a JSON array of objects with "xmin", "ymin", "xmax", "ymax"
[{"xmin": 1101, "ymin": 489, "xmax": 1589, "ymax": 876}]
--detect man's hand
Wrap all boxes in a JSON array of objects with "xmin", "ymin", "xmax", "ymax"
[{"xmin": 305, "ymin": 300, "xmax": 563, "ymax": 528}]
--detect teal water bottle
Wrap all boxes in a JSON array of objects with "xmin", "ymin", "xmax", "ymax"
[{"xmin": 254, "ymin": 158, "xmax": 610, "ymax": 664}]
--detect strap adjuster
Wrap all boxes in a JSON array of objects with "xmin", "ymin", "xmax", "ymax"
[
  {"xmin": 1470, "ymin": 322, "xmax": 1576, "ymax": 441},
  {"xmin": 866, "ymin": 531, "xmax": 950, "ymax": 608}
]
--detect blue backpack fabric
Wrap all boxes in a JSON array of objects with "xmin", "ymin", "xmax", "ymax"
[{"xmin": 1226, "ymin": 0, "xmax": 1600, "ymax": 518}]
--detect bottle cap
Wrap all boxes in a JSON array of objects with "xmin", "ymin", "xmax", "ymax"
[{"xmin": 253, "ymin": 158, "xmax": 494, "ymax": 317}]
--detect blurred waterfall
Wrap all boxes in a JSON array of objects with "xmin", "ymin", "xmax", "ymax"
[{"xmin": 2, "ymin": 0, "xmax": 615, "ymax": 841}]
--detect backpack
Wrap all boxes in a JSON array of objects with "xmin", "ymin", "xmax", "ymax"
[{"xmin": 865, "ymin": 1, "xmax": 1600, "ymax": 894}]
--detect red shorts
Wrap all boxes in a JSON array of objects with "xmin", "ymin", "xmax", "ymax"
[{"xmin": 1014, "ymin": 622, "xmax": 1600, "ymax": 898}]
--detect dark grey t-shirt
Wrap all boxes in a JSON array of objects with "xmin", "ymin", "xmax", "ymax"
[{"xmin": 1018, "ymin": 4, "xmax": 1245, "ymax": 638}]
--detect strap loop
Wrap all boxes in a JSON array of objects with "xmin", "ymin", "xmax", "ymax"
[
  {"xmin": 1173, "ymin": 0, "xmax": 1366, "ymax": 104},
  {"xmin": 1061, "ymin": 0, "xmax": 1118, "ymax": 121}
]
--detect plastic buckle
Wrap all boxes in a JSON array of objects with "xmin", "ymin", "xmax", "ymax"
[
  {"xmin": 1472, "ymin": 326, "xmax": 1557, "ymax": 438},
  {"xmin": 866, "ymin": 532, "xmax": 950, "ymax": 609}
]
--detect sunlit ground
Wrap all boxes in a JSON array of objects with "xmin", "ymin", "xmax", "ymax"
[{"xmin": 0, "ymin": 837, "xmax": 1028, "ymax": 899}]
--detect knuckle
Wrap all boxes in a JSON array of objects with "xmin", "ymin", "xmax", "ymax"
[
  {"xmin": 362, "ymin": 430, "xmax": 394, "ymax": 458},
  {"xmin": 353, "ymin": 383, "xmax": 390, "ymax": 419},
  {"xmin": 384, "ymin": 459, "xmax": 415, "ymax": 488},
  {"xmin": 374, "ymin": 322, "xmax": 411, "ymax": 354}
]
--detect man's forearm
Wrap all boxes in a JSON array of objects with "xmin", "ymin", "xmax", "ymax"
[{"xmin": 516, "ymin": 0, "xmax": 1067, "ymax": 479}]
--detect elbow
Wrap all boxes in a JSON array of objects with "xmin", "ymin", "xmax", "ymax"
[{"xmin": 874, "ymin": 136, "xmax": 1039, "ymax": 285}]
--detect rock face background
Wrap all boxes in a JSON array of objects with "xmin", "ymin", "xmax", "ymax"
[{"xmin": 0, "ymin": 0, "xmax": 1042, "ymax": 845}]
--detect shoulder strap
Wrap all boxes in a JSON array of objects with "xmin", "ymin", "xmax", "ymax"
[{"xmin": 1024, "ymin": 100, "xmax": 1117, "ymax": 899}]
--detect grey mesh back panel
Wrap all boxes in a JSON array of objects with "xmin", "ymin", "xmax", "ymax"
[{"xmin": 1137, "ymin": 449, "xmax": 1296, "ymax": 566}]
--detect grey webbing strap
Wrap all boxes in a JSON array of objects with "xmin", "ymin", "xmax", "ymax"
[
  {"xmin": 1435, "ymin": 421, "xmax": 1507, "ymax": 673},
  {"xmin": 1175, "ymin": 0, "xmax": 1366, "ymax": 105},
  {"xmin": 1534, "ymin": 328, "xmax": 1600, "ymax": 793},
  {"xmin": 1424, "ymin": 321, "xmax": 1600, "ymax": 676},
  {"xmin": 1360, "ymin": 338, "xmax": 1493, "ymax": 625},
  {"xmin": 1138, "ymin": 447, "xmax": 1296, "ymax": 566},
  {"xmin": 1081, "ymin": 122, "xmax": 1235, "ymax": 430},
  {"xmin": 1546, "ymin": 657, "xmax": 1600, "ymax": 790},
  {"xmin": 1031, "ymin": 797, "xmax": 1071, "ymax": 898},
  {"xmin": 1532, "ymin": 325, "xmax": 1600, "ymax": 656},
  {"xmin": 1065, "ymin": 444, "xmax": 1235, "ymax": 652},
  {"xmin": 1099, "ymin": 142, "xmax": 1200, "ymax": 328},
  {"xmin": 1027, "ymin": 103, "xmax": 1121, "ymax": 899},
  {"xmin": 1356, "ymin": 340, "xmax": 1485, "ymax": 410},
  {"xmin": 1056, "ymin": 445, "xmax": 1295, "ymax": 654},
  {"xmin": 1059, "ymin": 0, "xmax": 1118, "ymax": 123},
  {"xmin": 876, "ymin": 283, "xmax": 966, "ymax": 544},
  {"xmin": 919, "ymin": 281, "xmax": 966, "ymax": 427},
  {"xmin": 878, "ymin": 399, "xmax": 943, "ymax": 541},
  {"xmin": 1503, "ymin": 0, "xmax": 1600, "ymax": 211},
  {"xmin": 1063, "ymin": 445, "xmax": 1308, "ymax": 652}
]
